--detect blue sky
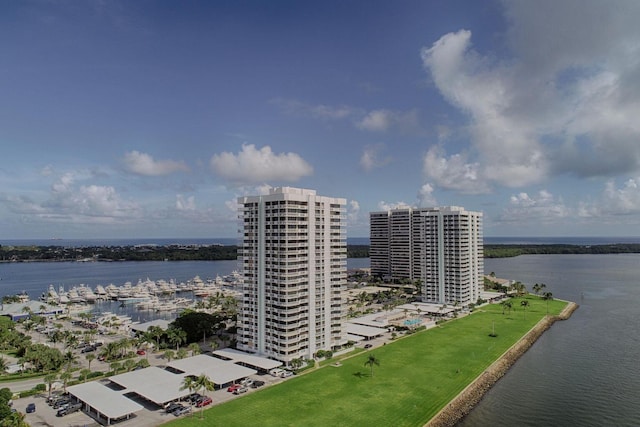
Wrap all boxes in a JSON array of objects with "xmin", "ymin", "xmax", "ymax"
[{"xmin": 2, "ymin": 0, "xmax": 640, "ymax": 239}]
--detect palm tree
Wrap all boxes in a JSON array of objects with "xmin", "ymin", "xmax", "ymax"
[
  {"xmin": 163, "ymin": 350, "xmax": 175, "ymax": 362},
  {"xmin": 188, "ymin": 342, "xmax": 201, "ymax": 357},
  {"xmin": 194, "ymin": 374, "xmax": 215, "ymax": 419},
  {"xmin": 80, "ymin": 368, "xmax": 91, "ymax": 382},
  {"xmin": 180, "ymin": 376, "xmax": 198, "ymax": 417},
  {"xmin": 60, "ymin": 370, "xmax": 72, "ymax": 393},
  {"xmin": 167, "ymin": 327, "xmax": 187, "ymax": 351},
  {"xmin": 177, "ymin": 348, "xmax": 188, "ymax": 359},
  {"xmin": 148, "ymin": 326, "xmax": 165, "ymax": 351},
  {"xmin": 542, "ymin": 291, "xmax": 553, "ymax": 314},
  {"xmin": 44, "ymin": 373, "xmax": 57, "ymax": 399},
  {"xmin": 501, "ymin": 300, "xmax": 513, "ymax": 315},
  {"xmin": 85, "ymin": 353, "xmax": 96, "ymax": 371},
  {"xmin": 364, "ymin": 354, "xmax": 380, "ymax": 377},
  {"xmin": 521, "ymin": 300, "xmax": 530, "ymax": 319},
  {"xmin": 123, "ymin": 358, "xmax": 136, "ymax": 372}
]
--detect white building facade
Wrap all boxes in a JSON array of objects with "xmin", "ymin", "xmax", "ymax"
[
  {"xmin": 237, "ymin": 187, "xmax": 347, "ymax": 362},
  {"xmin": 370, "ymin": 206, "xmax": 483, "ymax": 306}
]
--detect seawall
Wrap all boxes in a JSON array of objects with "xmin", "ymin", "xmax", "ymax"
[{"xmin": 425, "ymin": 301, "xmax": 579, "ymax": 427}]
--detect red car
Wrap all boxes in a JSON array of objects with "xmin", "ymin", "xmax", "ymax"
[
  {"xmin": 195, "ymin": 397, "xmax": 212, "ymax": 407},
  {"xmin": 227, "ymin": 384, "xmax": 241, "ymax": 393},
  {"xmin": 136, "ymin": 349, "xmax": 146, "ymax": 355}
]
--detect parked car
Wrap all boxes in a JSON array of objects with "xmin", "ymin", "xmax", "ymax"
[
  {"xmin": 53, "ymin": 398, "xmax": 70, "ymax": 409},
  {"xmin": 81, "ymin": 345, "xmax": 95, "ymax": 353},
  {"xmin": 269, "ymin": 368, "xmax": 285, "ymax": 377},
  {"xmin": 233, "ymin": 387, "xmax": 248, "ymax": 395},
  {"xmin": 251, "ymin": 380, "xmax": 265, "ymax": 388},
  {"xmin": 57, "ymin": 402, "xmax": 82, "ymax": 417},
  {"xmin": 227, "ymin": 384, "xmax": 241, "ymax": 393},
  {"xmin": 241, "ymin": 378, "xmax": 254, "ymax": 387},
  {"xmin": 280, "ymin": 370, "xmax": 294, "ymax": 378},
  {"xmin": 173, "ymin": 405, "xmax": 191, "ymax": 416},
  {"xmin": 165, "ymin": 402, "xmax": 182, "ymax": 413},
  {"xmin": 187, "ymin": 393, "xmax": 203, "ymax": 403},
  {"xmin": 136, "ymin": 349, "xmax": 146, "ymax": 355},
  {"xmin": 195, "ymin": 396, "xmax": 213, "ymax": 407},
  {"xmin": 25, "ymin": 403, "xmax": 36, "ymax": 413},
  {"xmin": 364, "ymin": 343, "xmax": 373, "ymax": 349}
]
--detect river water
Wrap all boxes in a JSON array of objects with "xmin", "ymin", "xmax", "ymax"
[{"xmin": 1, "ymin": 255, "xmax": 639, "ymax": 426}]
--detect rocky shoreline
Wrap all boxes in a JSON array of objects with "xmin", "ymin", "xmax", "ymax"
[{"xmin": 425, "ymin": 301, "xmax": 579, "ymax": 427}]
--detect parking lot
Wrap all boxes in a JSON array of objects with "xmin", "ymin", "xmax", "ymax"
[{"xmin": 17, "ymin": 370, "xmax": 287, "ymax": 427}]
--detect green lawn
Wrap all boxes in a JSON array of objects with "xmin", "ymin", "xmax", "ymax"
[{"xmin": 168, "ymin": 297, "xmax": 567, "ymax": 427}]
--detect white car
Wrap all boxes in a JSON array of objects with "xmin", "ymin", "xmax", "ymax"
[
  {"xmin": 241, "ymin": 378, "xmax": 254, "ymax": 387},
  {"xmin": 280, "ymin": 370, "xmax": 294, "ymax": 378},
  {"xmin": 269, "ymin": 368, "xmax": 285, "ymax": 377}
]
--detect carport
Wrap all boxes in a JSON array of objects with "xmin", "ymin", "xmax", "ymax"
[
  {"xmin": 212, "ymin": 348, "xmax": 283, "ymax": 372},
  {"xmin": 345, "ymin": 323, "xmax": 386, "ymax": 340},
  {"xmin": 67, "ymin": 381, "xmax": 143, "ymax": 425},
  {"xmin": 167, "ymin": 354, "xmax": 257, "ymax": 387},
  {"xmin": 108, "ymin": 366, "xmax": 190, "ymax": 407}
]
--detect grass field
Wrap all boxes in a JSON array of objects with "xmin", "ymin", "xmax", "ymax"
[{"xmin": 168, "ymin": 297, "xmax": 567, "ymax": 427}]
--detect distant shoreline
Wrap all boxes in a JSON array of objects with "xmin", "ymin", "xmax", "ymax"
[{"xmin": 426, "ymin": 301, "xmax": 579, "ymax": 427}]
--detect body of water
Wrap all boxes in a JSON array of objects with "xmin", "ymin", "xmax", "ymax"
[{"xmin": 1, "ymin": 254, "xmax": 639, "ymax": 425}]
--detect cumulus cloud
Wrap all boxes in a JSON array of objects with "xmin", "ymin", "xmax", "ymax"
[
  {"xmin": 360, "ymin": 144, "xmax": 391, "ymax": 172},
  {"xmin": 417, "ymin": 183, "xmax": 437, "ymax": 207},
  {"xmin": 500, "ymin": 190, "xmax": 571, "ymax": 223},
  {"xmin": 347, "ymin": 200, "xmax": 360, "ymax": 223},
  {"xmin": 355, "ymin": 109, "xmax": 420, "ymax": 133},
  {"xmin": 378, "ymin": 201, "xmax": 412, "ymax": 211},
  {"xmin": 580, "ymin": 178, "xmax": 640, "ymax": 217},
  {"xmin": 423, "ymin": 146, "xmax": 490, "ymax": 194},
  {"xmin": 421, "ymin": 1, "xmax": 640, "ymax": 191},
  {"xmin": 123, "ymin": 151, "xmax": 189, "ymax": 176},
  {"xmin": 210, "ymin": 144, "xmax": 313, "ymax": 184}
]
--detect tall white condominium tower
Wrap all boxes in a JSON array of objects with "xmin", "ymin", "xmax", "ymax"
[
  {"xmin": 237, "ymin": 187, "xmax": 347, "ymax": 362},
  {"xmin": 370, "ymin": 206, "xmax": 483, "ymax": 306}
]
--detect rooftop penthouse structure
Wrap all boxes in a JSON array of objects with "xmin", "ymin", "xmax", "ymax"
[
  {"xmin": 237, "ymin": 187, "xmax": 347, "ymax": 362},
  {"xmin": 370, "ymin": 206, "xmax": 483, "ymax": 306}
]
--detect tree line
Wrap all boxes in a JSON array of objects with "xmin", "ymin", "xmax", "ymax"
[{"xmin": 0, "ymin": 244, "xmax": 371, "ymax": 261}]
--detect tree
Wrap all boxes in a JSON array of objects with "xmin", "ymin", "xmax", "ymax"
[
  {"xmin": 167, "ymin": 327, "xmax": 187, "ymax": 351},
  {"xmin": 43, "ymin": 373, "xmax": 57, "ymax": 398},
  {"xmin": 501, "ymin": 300, "xmax": 513, "ymax": 315},
  {"xmin": 123, "ymin": 359, "xmax": 136, "ymax": 372},
  {"xmin": 194, "ymin": 374, "xmax": 215, "ymax": 419},
  {"xmin": 148, "ymin": 326, "xmax": 165, "ymax": 351},
  {"xmin": 79, "ymin": 368, "xmax": 91, "ymax": 382},
  {"xmin": 542, "ymin": 291, "xmax": 554, "ymax": 314},
  {"xmin": 188, "ymin": 342, "xmax": 201, "ymax": 357},
  {"xmin": 180, "ymin": 376, "xmax": 198, "ymax": 417},
  {"xmin": 177, "ymin": 348, "xmax": 188, "ymax": 360},
  {"xmin": 60, "ymin": 370, "xmax": 72, "ymax": 393},
  {"xmin": 163, "ymin": 350, "xmax": 175, "ymax": 362},
  {"xmin": 364, "ymin": 354, "xmax": 380, "ymax": 377},
  {"xmin": 85, "ymin": 353, "xmax": 96, "ymax": 371},
  {"xmin": 521, "ymin": 300, "xmax": 530, "ymax": 319}
]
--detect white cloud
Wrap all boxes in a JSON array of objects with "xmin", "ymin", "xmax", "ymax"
[
  {"xmin": 423, "ymin": 146, "xmax": 490, "ymax": 194},
  {"xmin": 210, "ymin": 144, "xmax": 313, "ymax": 184},
  {"xmin": 580, "ymin": 178, "xmax": 640, "ymax": 217},
  {"xmin": 360, "ymin": 144, "xmax": 391, "ymax": 172},
  {"xmin": 347, "ymin": 199, "xmax": 360, "ymax": 223},
  {"xmin": 270, "ymin": 98, "xmax": 355, "ymax": 120},
  {"xmin": 378, "ymin": 201, "xmax": 412, "ymax": 211},
  {"xmin": 123, "ymin": 151, "xmax": 189, "ymax": 176},
  {"xmin": 356, "ymin": 109, "xmax": 420, "ymax": 133},
  {"xmin": 417, "ymin": 183, "xmax": 437, "ymax": 207},
  {"xmin": 421, "ymin": 1, "xmax": 640, "ymax": 192},
  {"xmin": 176, "ymin": 194, "xmax": 196, "ymax": 211},
  {"xmin": 501, "ymin": 190, "xmax": 571, "ymax": 223}
]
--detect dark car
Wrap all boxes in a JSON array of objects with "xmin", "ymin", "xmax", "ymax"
[
  {"xmin": 187, "ymin": 393, "xmax": 203, "ymax": 403},
  {"xmin": 173, "ymin": 405, "xmax": 191, "ymax": 416},
  {"xmin": 81, "ymin": 345, "xmax": 95, "ymax": 353},
  {"xmin": 165, "ymin": 402, "xmax": 182, "ymax": 413},
  {"xmin": 26, "ymin": 403, "xmax": 36, "ymax": 413},
  {"xmin": 57, "ymin": 402, "xmax": 82, "ymax": 417},
  {"xmin": 251, "ymin": 380, "xmax": 265, "ymax": 388},
  {"xmin": 53, "ymin": 398, "xmax": 70, "ymax": 409},
  {"xmin": 364, "ymin": 343, "xmax": 373, "ymax": 349}
]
